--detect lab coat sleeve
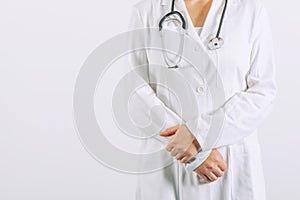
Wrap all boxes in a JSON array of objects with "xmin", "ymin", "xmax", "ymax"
[
  {"xmin": 127, "ymin": 6, "xmax": 183, "ymax": 135},
  {"xmin": 186, "ymin": 5, "xmax": 277, "ymax": 151},
  {"xmin": 127, "ymin": 6, "xmax": 212, "ymax": 163}
]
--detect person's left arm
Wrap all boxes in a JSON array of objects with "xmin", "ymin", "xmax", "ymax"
[{"xmin": 161, "ymin": 5, "xmax": 277, "ymax": 163}]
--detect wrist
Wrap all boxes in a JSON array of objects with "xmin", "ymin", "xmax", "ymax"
[
  {"xmin": 184, "ymin": 149, "xmax": 212, "ymax": 173},
  {"xmin": 192, "ymin": 138, "xmax": 202, "ymax": 152}
]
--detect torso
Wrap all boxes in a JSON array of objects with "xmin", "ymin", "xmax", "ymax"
[{"xmin": 132, "ymin": 0, "xmax": 268, "ymax": 199}]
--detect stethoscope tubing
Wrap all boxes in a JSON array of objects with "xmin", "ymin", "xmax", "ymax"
[{"xmin": 159, "ymin": 0, "xmax": 228, "ymax": 68}]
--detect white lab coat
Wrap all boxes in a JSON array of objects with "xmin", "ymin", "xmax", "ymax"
[{"xmin": 128, "ymin": 0, "xmax": 277, "ymax": 199}]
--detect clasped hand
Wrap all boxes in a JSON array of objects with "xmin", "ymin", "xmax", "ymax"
[{"xmin": 160, "ymin": 124, "xmax": 227, "ymax": 182}]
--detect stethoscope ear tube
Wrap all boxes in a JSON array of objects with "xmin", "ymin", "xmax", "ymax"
[
  {"xmin": 159, "ymin": 11, "xmax": 187, "ymax": 31},
  {"xmin": 160, "ymin": 25, "xmax": 185, "ymax": 69}
]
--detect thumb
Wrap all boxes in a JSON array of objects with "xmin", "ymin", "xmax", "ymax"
[{"xmin": 160, "ymin": 125, "xmax": 179, "ymax": 137}]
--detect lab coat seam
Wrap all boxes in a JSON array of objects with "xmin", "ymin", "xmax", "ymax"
[{"xmin": 133, "ymin": 8, "xmax": 153, "ymax": 90}]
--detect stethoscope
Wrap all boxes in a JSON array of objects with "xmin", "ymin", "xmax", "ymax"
[{"xmin": 159, "ymin": 0, "xmax": 228, "ymax": 68}]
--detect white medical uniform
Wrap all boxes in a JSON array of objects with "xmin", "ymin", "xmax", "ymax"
[{"xmin": 128, "ymin": 0, "xmax": 277, "ymax": 199}]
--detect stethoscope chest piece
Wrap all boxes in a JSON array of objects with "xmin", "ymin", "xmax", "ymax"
[{"xmin": 208, "ymin": 37, "xmax": 224, "ymax": 50}]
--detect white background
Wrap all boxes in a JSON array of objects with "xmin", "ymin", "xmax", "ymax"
[{"xmin": 0, "ymin": 0, "xmax": 299, "ymax": 199}]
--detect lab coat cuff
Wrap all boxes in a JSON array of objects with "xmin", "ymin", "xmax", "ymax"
[
  {"xmin": 184, "ymin": 149, "xmax": 212, "ymax": 173},
  {"xmin": 185, "ymin": 114, "xmax": 211, "ymax": 150}
]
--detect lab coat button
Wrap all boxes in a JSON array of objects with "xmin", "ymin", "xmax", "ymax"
[{"xmin": 196, "ymin": 86, "xmax": 205, "ymax": 93}]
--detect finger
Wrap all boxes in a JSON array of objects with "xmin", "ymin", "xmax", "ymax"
[
  {"xmin": 204, "ymin": 174, "xmax": 212, "ymax": 182},
  {"xmin": 175, "ymin": 153, "xmax": 185, "ymax": 160},
  {"xmin": 160, "ymin": 131, "xmax": 176, "ymax": 137},
  {"xmin": 165, "ymin": 125, "xmax": 180, "ymax": 132},
  {"xmin": 159, "ymin": 125, "xmax": 179, "ymax": 137},
  {"xmin": 206, "ymin": 172, "xmax": 218, "ymax": 182},
  {"xmin": 212, "ymin": 167, "xmax": 224, "ymax": 178},
  {"xmin": 166, "ymin": 144, "xmax": 173, "ymax": 152},
  {"xmin": 218, "ymin": 162, "xmax": 227, "ymax": 172},
  {"xmin": 166, "ymin": 140, "xmax": 175, "ymax": 152},
  {"xmin": 170, "ymin": 148, "xmax": 178, "ymax": 157},
  {"xmin": 180, "ymin": 153, "xmax": 194, "ymax": 163},
  {"xmin": 196, "ymin": 172, "xmax": 211, "ymax": 183}
]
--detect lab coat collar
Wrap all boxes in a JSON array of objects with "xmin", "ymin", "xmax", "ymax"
[{"xmin": 160, "ymin": 0, "xmax": 239, "ymax": 49}]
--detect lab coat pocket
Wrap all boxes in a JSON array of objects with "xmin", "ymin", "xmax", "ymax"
[{"xmin": 229, "ymin": 144, "xmax": 254, "ymax": 200}]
